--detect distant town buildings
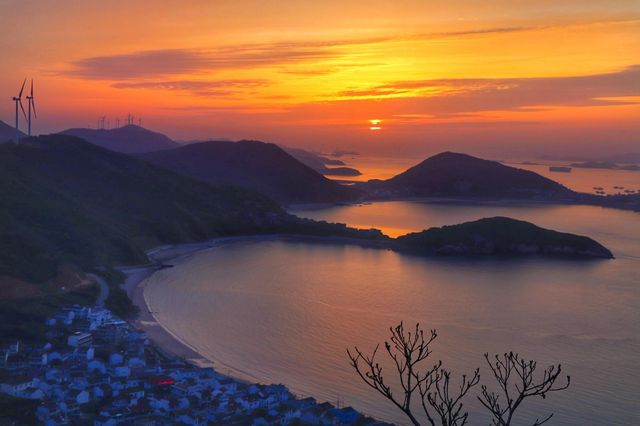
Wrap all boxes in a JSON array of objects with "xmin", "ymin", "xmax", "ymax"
[{"xmin": 0, "ymin": 304, "xmax": 389, "ymax": 425}]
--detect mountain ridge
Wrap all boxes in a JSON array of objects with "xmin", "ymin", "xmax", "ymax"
[
  {"xmin": 139, "ymin": 140, "xmax": 362, "ymax": 204},
  {"xmin": 59, "ymin": 124, "xmax": 179, "ymax": 153}
]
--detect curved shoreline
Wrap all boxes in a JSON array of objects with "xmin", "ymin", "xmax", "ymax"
[
  {"xmin": 124, "ymin": 236, "xmax": 283, "ymax": 371},
  {"xmin": 122, "ymin": 234, "xmax": 392, "ymax": 383}
]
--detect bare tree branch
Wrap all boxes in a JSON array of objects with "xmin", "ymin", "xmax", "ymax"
[
  {"xmin": 478, "ymin": 352, "xmax": 570, "ymax": 426},
  {"xmin": 347, "ymin": 322, "xmax": 479, "ymax": 426}
]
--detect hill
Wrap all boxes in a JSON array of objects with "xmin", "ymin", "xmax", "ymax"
[
  {"xmin": 0, "ymin": 119, "xmax": 25, "ymax": 143},
  {"xmin": 59, "ymin": 124, "xmax": 178, "ymax": 153},
  {"xmin": 362, "ymin": 152, "xmax": 573, "ymax": 199},
  {"xmin": 395, "ymin": 217, "xmax": 613, "ymax": 258},
  {"xmin": 0, "ymin": 135, "xmax": 381, "ymax": 285},
  {"xmin": 139, "ymin": 140, "xmax": 362, "ymax": 204}
]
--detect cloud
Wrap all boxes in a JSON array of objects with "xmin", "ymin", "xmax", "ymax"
[
  {"xmin": 332, "ymin": 65, "xmax": 640, "ymax": 115},
  {"xmin": 111, "ymin": 79, "xmax": 269, "ymax": 96},
  {"xmin": 57, "ymin": 23, "xmax": 578, "ymax": 81},
  {"xmin": 62, "ymin": 44, "xmax": 340, "ymax": 80}
]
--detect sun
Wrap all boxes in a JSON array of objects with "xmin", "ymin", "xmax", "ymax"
[{"xmin": 369, "ymin": 119, "xmax": 382, "ymax": 131}]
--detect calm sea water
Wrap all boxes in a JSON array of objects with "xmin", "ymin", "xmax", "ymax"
[{"xmin": 146, "ymin": 203, "xmax": 639, "ymax": 425}]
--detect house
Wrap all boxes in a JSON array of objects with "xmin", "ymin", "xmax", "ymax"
[
  {"xmin": 127, "ymin": 356, "xmax": 146, "ymax": 368},
  {"xmin": 109, "ymin": 353, "xmax": 124, "ymax": 365},
  {"xmin": 325, "ymin": 407, "xmax": 360, "ymax": 424},
  {"xmin": 114, "ymin": 366, "xmax": 131, "ymax": 378},
  {"xmin": 88, "ymin": 359, "xmax": 107, "ymax": 374},
  {"xmin": 19, "ymin": 386, "xmax": 45, "ymax": 399},
  {"xmin": 0, "ymin": 375, "xmax": 36, "ymax": 397},
  {"xmin": 87, "ymin": 308, "xmax": 112, "ymax": 327},
  {"xmin": 69, "ymin": 389, "xmax": 90, "ymax": 405},
  {"xmin": 299, "ymin": 405, "xmax": 324, "ymax": 425},
  {"xmin": 67, "ymin": 332, "xmax": 92, "ymax": 348}
]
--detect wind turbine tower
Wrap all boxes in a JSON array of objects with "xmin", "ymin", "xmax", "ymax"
[
  {"xmin": 12, "ymin": 79, "xmax": 27, "ymax": 143},
  {"xmin": 26, "ymin": 79, "xmax": 37, "ymax": 137}
]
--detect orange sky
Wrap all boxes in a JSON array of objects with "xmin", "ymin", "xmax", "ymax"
[{"xmin": 1, "ymin": 0, "xmax": 639, "ymax": 158}]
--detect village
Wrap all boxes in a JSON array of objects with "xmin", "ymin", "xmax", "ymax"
[{"xmin": 0, "ymin": 304, "xmax": 390, "ymax": 425}]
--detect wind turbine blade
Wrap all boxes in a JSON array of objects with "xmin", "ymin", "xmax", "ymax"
[
  {"xmin": 31, "ymin": 98, "xmax": 37, "ymax": 118},
  {"xmin": 30, "ymin": 79, "xmax": 34, "ymax": 97},
  {"xmin": 19, "ymin": 100, "xmax": 27, "ymax": 120},
  {"xmin": 18, "ymin": 78, "xmax": 26, "ymax": 98}
]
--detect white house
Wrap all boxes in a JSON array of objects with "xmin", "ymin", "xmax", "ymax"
[
  {"xmin": 0, "ymin": 376, "xmax": 36, "ymax": 397},
  {"xmin": 109, "ymin": 353, "xmax": 124, "ymax": 365},
  {"xmin": 114, "ymin": 366, "xmax": 131, "ymax": 378}
]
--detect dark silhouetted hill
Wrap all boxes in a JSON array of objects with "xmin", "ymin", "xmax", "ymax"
[
  {"xmin": 396, "ymin": 217, "xmax": 613, "ymax": 258},
  {"xmin": 0, "ymin": 120, "xmax": 25, "ymax": 143},
  {"xmin": 362, "ymin": 152, "xmax": 573, "ymax": 199},
  {"xmin": 59, "ymin": 124, "xmax": 178, "ymax": 153},
  {"xmin": 139, "ymin": 140, "xmax": 362, "ymax": 204},
  {"xmin": 0, "ymin": 135, "xmax": 384, "ymax": 285}
]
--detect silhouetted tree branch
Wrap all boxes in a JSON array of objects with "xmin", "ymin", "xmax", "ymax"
[
  {"xmin": 478, "ymin": 352, "xmax": 571, "ymax": 426},
  {"xmin": 347, "ymin": 322, "xmax": 479, "ymax": 426},
  {"xmin": 419, "ymin": 366, "xmax": 480, "ymax": 426}
]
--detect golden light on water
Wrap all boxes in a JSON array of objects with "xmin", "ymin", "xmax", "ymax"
[{"xmin": 369, "ymin": 119, "xmax": 382, "ymax": 131}]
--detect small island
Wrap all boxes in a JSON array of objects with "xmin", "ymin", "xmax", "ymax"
[{"xmin": 394, "ymin": 217, "xmax": 614, "ymax": 259}]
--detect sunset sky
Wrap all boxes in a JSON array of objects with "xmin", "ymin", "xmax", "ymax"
[{"xmin": 1, "ymin": 0, "xmax": 639, "ymax": 157}]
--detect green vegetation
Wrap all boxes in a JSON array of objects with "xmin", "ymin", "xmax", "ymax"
[
  {"xmin": 0, "ymin": 285, "xmax": 98, "ymax": 342},
  {"xmin": 396, "ymin": 216, "xmax": 613, "ymax": 258},
  {"xmin": 0, "ymin": 136, "xmax": 384, "ymax": 286},
  {"xmin": 97, "ymin": 267, "xmax": 139, "ymax": 318},
  {"xmin": 0, "ymin": 135, "xmax": 286, "ymax": 284}
]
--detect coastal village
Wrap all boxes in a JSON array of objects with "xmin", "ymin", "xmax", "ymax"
[{"xmin": 0, "ymin": 304, "xmax": 390, "ymax": 425}]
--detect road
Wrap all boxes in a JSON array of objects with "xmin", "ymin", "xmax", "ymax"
[{"xmin": 88, "ymin": 273, "xmax": 109, "ymax": 307}]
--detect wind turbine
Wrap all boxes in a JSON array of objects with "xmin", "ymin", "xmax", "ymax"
[
  {"xmin": 26, "ymin": 79, "xmax": 36, "ymax": 137},
  {"xmin": 12, "ymin": 79, "xmax": 27, "ymax": 143}
]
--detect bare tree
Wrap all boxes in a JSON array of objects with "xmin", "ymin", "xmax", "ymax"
[
  {"xmin": 478, "ymin": 352, "xmax": 570, "ymax": 426},
  {"xmin": 419, "ymin": 367, "xmax": 480, "ymax": 426},
  {"xmin": 347, "ymin": 322, "xmax": 479, "ymax": 426}
]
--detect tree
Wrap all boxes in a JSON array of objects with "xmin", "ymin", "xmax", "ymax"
[
  {"xmin": 347, "ymin": 322, "xmax": 569, "ymax": 426},
  {"xmin": 347, "ymin": 322, "xmax": 479, "ymax": 426},
  {"xmin": 478, "ymin": 352, "xmax": 570, "ymax": 426}
]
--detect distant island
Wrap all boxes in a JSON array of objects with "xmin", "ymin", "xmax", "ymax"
[
  {"xmin": 360, "ymin": 152, "xmax": 574, "ymax": 199},
  {"xmin": 331, "ymin": 149, "xmax": 359, "ymax": 157},
  {"xmin": 282, "ymin": 146, "xmax": 362, "ymax": 177},
  {"xmin": 395, "ymin": 217, "xmax": 613, "ymax": 259},
  {"xmin": 570, "ymin": 160, "xmax": 640, "ymax": 171}
]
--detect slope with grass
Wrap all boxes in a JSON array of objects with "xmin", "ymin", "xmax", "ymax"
[{"xmin": 0, "ymin": 135, "xmax": 381, "ymax": 287}]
